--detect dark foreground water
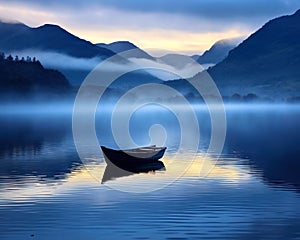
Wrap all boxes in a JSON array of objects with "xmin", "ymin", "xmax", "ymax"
[{"xmin": 0, "ymin": 104, "xmax": 300, "ymax": 240}]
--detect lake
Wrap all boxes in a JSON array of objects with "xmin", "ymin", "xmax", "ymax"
[{"xmin": 0, "ymin": 104, "xmax": 300, "ymax": 240}]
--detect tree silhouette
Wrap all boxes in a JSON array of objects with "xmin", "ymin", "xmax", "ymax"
[
  {"xmin": 0, "ymin": 52, "xmax": 4, "ymax": 61},
  {"xmin": 6, "ymin": 55, "xmax": 13, "ymax": 61}
]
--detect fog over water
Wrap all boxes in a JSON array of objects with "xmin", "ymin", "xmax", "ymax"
[{"xmin": 0, "ymin": 103, "xmax": 300, "ymax": 239}]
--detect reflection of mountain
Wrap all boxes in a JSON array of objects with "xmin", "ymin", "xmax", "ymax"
[
  {"xmin": 0, "ymin": 116, "xmax": 81, "ymax": 182},
  {"xmin": 225, "ymin": 110, "xmax": 300, "ymax": 191},
  {"xmin": 208, "ymin": 10, "xmax": 300, "ymax": 97},
  {"xmin": 192, "ymin": 38, "xmax": 242, "ymax": 65}
]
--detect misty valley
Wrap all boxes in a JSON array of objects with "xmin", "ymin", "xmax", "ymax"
[{"xmin": 1, "ymin": 5, "xmax": 300, "ymax": 240}]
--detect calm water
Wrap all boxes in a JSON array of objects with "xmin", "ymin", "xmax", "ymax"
[{"xmin": 1, "ymin": 104, "xmax": 300, "ymax": 240}]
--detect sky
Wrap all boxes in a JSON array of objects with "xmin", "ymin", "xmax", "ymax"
[{"xmin": 0, "ymin": 0, "xmax": 300, "ymax": 55}]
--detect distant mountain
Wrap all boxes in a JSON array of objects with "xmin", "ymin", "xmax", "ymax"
[
  {"xmin": 97, "ymin": 41, "xmax": 137, "ymax": 53},
  {"xmin": 97, "ymin": 41, "xmax": 155, "ymax": 60},
  {"xmin": 0, "ymin": 21, "xmax": 115, "ymax": 59},
  {"xmin": 208, "ymin": 9, "xmax": 300, "ymax": 97},
  {"xmin": 192, "ymin": 38, "xmax": 242, "ymax": 65},
  {"xmin": 158, "ymin": 54, "xmax": 196, "ymax": 69},
  {"xmin": 156, "ymin": 38, "xmax": 242, "ymax": 71}
]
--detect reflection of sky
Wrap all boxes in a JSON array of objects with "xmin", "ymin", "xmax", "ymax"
[
  {"xmin": 1, "ymin": 106, "xmax": 300, "ymax": 239},
  {"xmin": 0, "ymin": 0, "xmax": 300, "ymax": 54},
  {"xmin": 0, "ymin": 154, "xmax": 250, "ymax": 201},
  {"xmin": 1, "ymin": 156, "xmax": 300, "ymax": 240},
  {"xmin": 1, "ymin": 103, "xmax": 299, "ymax": 198}
]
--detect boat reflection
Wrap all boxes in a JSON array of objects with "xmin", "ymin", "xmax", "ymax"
[{"xmin": 102, "ymin": 161, "xmax": 166, "ymax": 183}]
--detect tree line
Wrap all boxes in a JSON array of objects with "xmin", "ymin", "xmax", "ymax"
[{"xmin": 0, "ymin": 52, "xmax": 38, "ymax": 63}]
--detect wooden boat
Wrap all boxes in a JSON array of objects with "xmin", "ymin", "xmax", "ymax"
[{"xmin": 101, "ymin": 145, "xmax": 167, "ymax": 169}]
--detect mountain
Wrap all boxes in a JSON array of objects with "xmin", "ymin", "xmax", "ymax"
[
  {"xmin": 0, "ymin": 21, "xmax": 115, "ymax": 59},
  {"xmin": 207, "ymin": 9, "xmax": 300, "ymax": 97},
  {"xmin": 0, "ymin": 21, "xmax": 131, "ymax": 85},
  {"xmin": 156, "ymin": 38, "xmax": 242, "ymax": 71},
  {"xmin": 0, "ymin": 54, "xmax": 70, "ymax": 100},
  {"xmin": 96, "ymin": 41, "xmax": 155, "ymax": 60},
  {"xmin": 97, "ymin": 41, "xmax": 138, "ymax": 53},
  {"xmin": 192, "ymin": 38, "xmax": 242, "ymax": 65}
]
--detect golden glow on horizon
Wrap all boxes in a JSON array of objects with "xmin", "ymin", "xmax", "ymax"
[
  {"xmin": 0, "ymin": 3, "xmax": 249, "ymax": 55},
  {"xmin": 74, "ymin": 28, "xmax": 247, "ymax": 55}
]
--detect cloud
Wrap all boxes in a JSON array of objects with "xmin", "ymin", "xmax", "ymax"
[
  {"xmin": 4, "ymin": 0, "xmax": 300, "ymax": 20},
  {"xmin": 0, "ymin": 1, "xmax": 250, "ymax": 55},
  {"xmin": 1, "ymin": 0, "xmax": 300, "ymax": 54},
  {"xmin": 2, "ymin": 0, "xmax": 300, "ymax": 31},
  {"xmin": 93, "ymin": 0, "xmax": 300, "ymax": 20}
]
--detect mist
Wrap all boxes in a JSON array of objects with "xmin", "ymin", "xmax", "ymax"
[
  {"xmin": 9, "ymin": 50, "xmax": 127, "ymax": 71},
  {"xmin": 128, "ymin": 57, "xmax": 205, "ymax": 80},
  {"xmin": 8, "ymin": 50, "xmax": 206, "ymax": 82}
]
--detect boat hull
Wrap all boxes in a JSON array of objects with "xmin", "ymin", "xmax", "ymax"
[{"xmin": 101, "ymin": 146, "xmax": 167, "ymax": 169}]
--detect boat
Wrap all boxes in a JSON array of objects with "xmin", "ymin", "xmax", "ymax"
[{"xmin": 100, "ymin": 145, "xmax": 167, "ymax": 170}]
